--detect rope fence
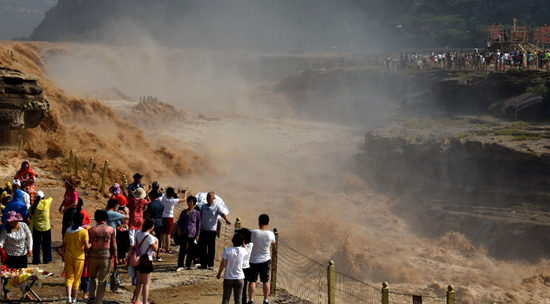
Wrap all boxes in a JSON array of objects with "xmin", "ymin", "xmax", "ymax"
[
  {"xmin": 277, "ymin": 239, "xmax": 327, "ymax": 304},
  {"xmin": 231, "ymin": 217, "xmax": 469, "ymax": 304}
]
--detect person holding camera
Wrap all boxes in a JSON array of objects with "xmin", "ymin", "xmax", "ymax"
[{"xmin": 160, "ymin": 188, "xmax": 186, "ymax": 254}]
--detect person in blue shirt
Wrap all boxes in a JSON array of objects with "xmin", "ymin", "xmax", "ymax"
[
  {"xmin": 144, "ymin": 191, "xmax": 164, "ymax": 261},
  {"xmin": 199, "ymin": 191, "xmax": 231, "ymax": 270},
  {"xmin": 102, "ymin": 199, "xmax": 127, "ymax": 234},
  {"xmin": 125, "ymin": 173, "xmax": 144, "ymax": 198},
  {"xmin": 2, "ymin": 189, "xmax": 29, "ymax": 230}
]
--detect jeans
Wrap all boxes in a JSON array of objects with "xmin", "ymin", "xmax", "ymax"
[
  {"xmin": 80, "ymin": 277, "xmax": 90, "ymax": 293},
  {"xmin": 178, "ymin": 236, "xmax": 197, "ymax": 267},
  {"xmin": 32, "ymin": 228, "xmax": 52, "ymax": 264},
  {"xmin": 222, "ymin": 279, "xmax": 244, "ymax": 304},
  {"xmin": 199, "ymin": 230, "xmax": 216, "ymax": 268},
  {"xmin": 89, "ymin": 258, "xmax": 111, "ymax": 304}
]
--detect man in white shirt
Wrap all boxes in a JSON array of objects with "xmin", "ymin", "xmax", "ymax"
[{"xmin": 247, "ymin": 214, "xmax": 275, "ymax": 304}]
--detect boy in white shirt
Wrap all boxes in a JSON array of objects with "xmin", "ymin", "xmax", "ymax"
[
  {"xmin": 247, "ymin": 214, "xmax": 275, "ymax": 304},
  {"xmin": 217, "ymin": 234, "xmax": 248, "ymax": 304}
]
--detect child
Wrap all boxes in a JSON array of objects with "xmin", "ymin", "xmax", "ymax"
[
  {"xmin": 237, "ymin": 228, "xmax": 253, "ymax": 304},
  {"xmin": 217, "ymin": 234, "xmax": 248, "ymax": 304}
]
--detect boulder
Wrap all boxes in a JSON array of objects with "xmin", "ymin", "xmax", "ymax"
[
  {"xmin": 0, "ymin": 67, "xmax": 49, "ymax": 130},
  {"xmin": 499, "ymin": 93, "xmax": 544, "ymax": 119}
]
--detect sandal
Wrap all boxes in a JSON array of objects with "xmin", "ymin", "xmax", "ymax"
[
  {"xmin": 167, "ymin": 250, "xmax": 174, "ymax": 254},
  {"xmin": 83, "ymin": 293, "xmax": 89, "ymax": 300}
]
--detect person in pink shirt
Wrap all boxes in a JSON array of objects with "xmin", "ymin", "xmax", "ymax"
[{"xmin": 58, "ymin": 178, "xmax": 78, "ymax": 239}]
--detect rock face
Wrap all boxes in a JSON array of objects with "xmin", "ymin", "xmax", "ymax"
[
  {"xmin": 501, "ymin": 93, "xmax": 544, "ymax": 119},
  {"xmin": 0, "ymin": 67, "xmax": 49, "ymax": 130},
  {"xmin": 428, "ymin": 70, "xmax": 549, "ymax": 114},
  {"xmin": 356, "ymin": 123, "xmax": 550, "ymax": 197}
]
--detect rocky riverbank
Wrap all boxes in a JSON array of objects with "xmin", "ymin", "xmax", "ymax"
[{"xmin": 275, "ymin": 66, "xmax": 550, "ymax": 263}]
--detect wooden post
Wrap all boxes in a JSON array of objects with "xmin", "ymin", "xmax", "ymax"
[
  {"xmin": 18, "ymin": 139, "xmax": 23, "ymax": 150},
  {"xmin": 446, "ymin": 285, "xmax": 456, "ymax": 304},
  {"xmin": 235, "ymin": 217, "xmax": 241, "ymax": 230},
  {"xmin": 74, "ymin": 155, "xmax": 79, "ymax": 179},
  {"xmin": 67, "ymin": 150, "xmax": 74, "ymax": 173},
  {"xmin": 122, "ymin": 175, "xmax": 128, "ymax": 190},
  {"xmin": 100, "ymin": 161, "xmax": 108, "ymax": 195},
  {"xmin": 87, "ymin": 158, "xmax": 94, "ymax": 187},
  {"xmin": 382, "ymin": 282, "xmax": 389, "ymax": 304},
  {"xmin": 270, "ymin": 228, "xmax": 279, "ymax": 296},
  {"xmin": 327, "ymin": 260, "xmax": 335, "ymax": 304}
]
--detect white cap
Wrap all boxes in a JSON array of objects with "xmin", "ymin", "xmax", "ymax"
[
  {"xmin": 12, "ymin": 180, "xmax": 21, "ymax": 187},
  {"xmin": 36, "ymin": 191, "xmax": 44, "ymax": 199}
]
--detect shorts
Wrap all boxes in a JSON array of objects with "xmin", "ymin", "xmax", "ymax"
[
  {"xmin": 248, "ymin": 260, "xmax": 271, "ymax": 283},
  {"xmin": 138, "ymin": 256, "xmax": 154, "ymax": 274},
  {"xmin": 161, "ymin": 217, "xmax": 174, "ymax": 234},
  {"xmin": 243, "ymin": 267, "xmax": 253, "ymax": 282}
]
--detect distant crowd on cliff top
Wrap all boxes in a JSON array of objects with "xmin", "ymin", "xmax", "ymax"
[
  {"xmin": 383, "ymin": 44, "xmax": 550, "ymax": 72},
  {"xmin": 0, "ymin": 161, "xmax": 275, "ymax": 304}
]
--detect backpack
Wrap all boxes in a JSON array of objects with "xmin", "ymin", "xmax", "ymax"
[{"xmin": 127, "ymin": 234, "xmax": 151, "ymax": 267}]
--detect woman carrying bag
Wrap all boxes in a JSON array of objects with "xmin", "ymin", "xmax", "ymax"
[
  {"xmin": 0, "ymin": 211, "xmax": 33, "ymax": 301},
  {"xmin": 131, "ymin": 219, "xmax": 158, "ymax": 304},
  {"xmin": 175, "ymin": 195, "xmax": 200, "ymax": 271}
]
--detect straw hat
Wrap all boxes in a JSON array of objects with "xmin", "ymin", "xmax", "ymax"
[
  {"xmin": 133, "ymin": 188, "xmax": 146, "ymax": 199},
  {"xmin": 5, "ymin": 211, "xmax": 22, "ymax": 222},
  {"xmin": 65, "ymin": 178, "xmax": 77, "ymax": 189}
]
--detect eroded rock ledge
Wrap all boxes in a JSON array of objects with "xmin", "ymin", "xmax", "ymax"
[{"xmin": 0, "ymin": 67, "xmax": 49, "ymax": 130}]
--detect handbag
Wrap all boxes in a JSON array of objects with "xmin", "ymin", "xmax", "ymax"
[
  {"xmin": 0, "ymin": 247, "xmax": 7, "ymax": 263},
  {"xmin": 110, "ymin": 262, "xmax": 120, "ymax": 292},
  {"xmin": 127, "ymin": 234, "xmax": 151, "ymax": 267},
  {"xmin": 171, "ymin": 228, "xmax": 182, "ymax": 246}
]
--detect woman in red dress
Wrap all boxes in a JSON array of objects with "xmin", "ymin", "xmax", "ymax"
[{"xmin": 14, "ymin": 161, "xmax": 37, "ymax": 201}]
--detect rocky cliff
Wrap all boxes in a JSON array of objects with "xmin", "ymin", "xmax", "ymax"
[
  {"xmin": 0, "ymin": 67, "xmax": 49, "ymax": 129},
  {"xmin": 274, "ymin": 66, "xmax": 550, "ymax": 196}
]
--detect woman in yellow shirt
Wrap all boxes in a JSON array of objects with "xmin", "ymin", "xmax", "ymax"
[{"xmin": 62, "ymin": 212, "xmax": 90, "ymax": 304}]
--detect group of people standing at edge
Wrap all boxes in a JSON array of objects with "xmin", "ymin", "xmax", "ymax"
[{"xmin": 1, "ymin": 164, "xmax": 277, "ymax": 304}]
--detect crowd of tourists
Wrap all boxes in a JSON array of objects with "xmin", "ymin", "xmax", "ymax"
[
  {"xmin": 0, "ymin": 161, "xmax": 276, "ymax": 304},
  {"xmin": 384, "ymin": 46, "xmax": 550, "ymax": 72}
]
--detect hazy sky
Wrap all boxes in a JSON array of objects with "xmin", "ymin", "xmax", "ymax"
[{"xmin": 0, "ymin": 0, "xmax": 56, "ymax": 39}]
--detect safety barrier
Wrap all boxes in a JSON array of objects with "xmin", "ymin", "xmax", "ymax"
[{"xmin": 232, "ymin": 218, "xmax": 467, "ymax": 304}]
